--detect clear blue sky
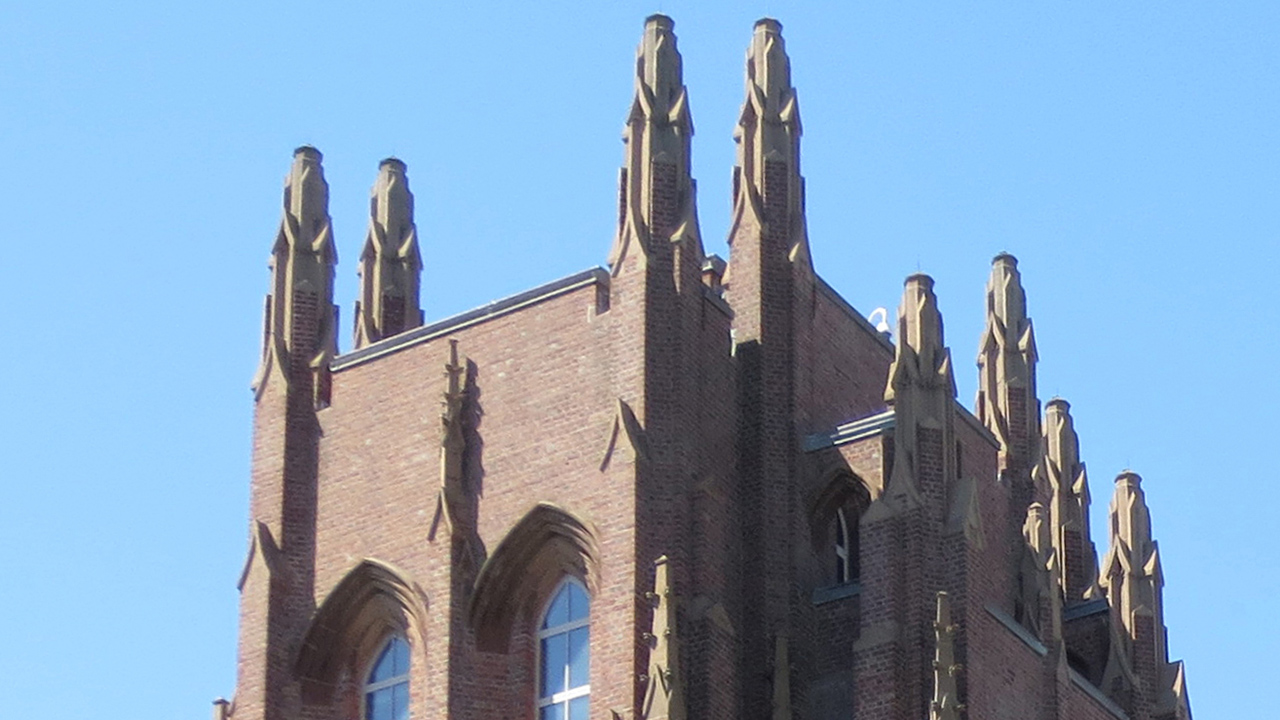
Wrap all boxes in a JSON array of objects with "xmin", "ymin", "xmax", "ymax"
[{"xmin": 1, "ymin": 1, "xmax": 1274, "ymax": 717}]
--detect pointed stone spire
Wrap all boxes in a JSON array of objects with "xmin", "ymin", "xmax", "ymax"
[
  {"xmin": 430, "ymin": 339, "xmax": 467, "ymax": 542},
  {"xmin": 1023, "ymin": 502, "xmax": 1053, "ymax": 565},
  {"xmin": 976, "ymin": 253, "xmax": 1039, "ymax": 483},
  {"xmin": 1101, "ymin": 472, "xmax": 1167, "ymax": 665},
  {"xmin": 725, "ymin": 18, "xmax": 809, "ymax": 271},
  {"xmin": 354, "ymin": 158, "xmax": 423, "ymax": 348},
  {"xmin": 1035, "ymin": 398, "xmax": 1100, "ymax": 601},
  {"xmin": 641, "ymin": 556, "xmax": 685, "ymax": 720},
  {"xmin": 1019, "ymin": 503, "xmax": 1064, "ymax": 642},
  {"xmin": 1099, "ymin": 470, "xmax": 1193, "ymax": 720},
  {"xmin": 931, "ymin": 592, "xmax": 962, "ymax": 720},
  {"xmin": 885, "ymin": 272, "xmax": 957, "ymax": 407},
  {"xmin": 882, "ymin": 274, "xmax": 955, "ymax": 512},
  {"xmin": 886, "ymin": 274, "xmax": 956, "ymax": 403},
  {"xmin": 608, "ymin": 14, "xmax": 702, "ymax": 276},
  {"xmin": 253, "ymin": 146, "xmax": 338, "ymax": 406}
]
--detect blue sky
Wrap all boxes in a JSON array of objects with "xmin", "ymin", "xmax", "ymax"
[{"xmin": 0, "ymin": 1, "xmax": 1274, "ymax": 717}]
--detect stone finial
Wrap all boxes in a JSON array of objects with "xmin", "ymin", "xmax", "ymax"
[
  {"xmin": 1034, "ymin": 398, "xmax": 1100, "ymax": 601},
  {"xmin": 354, "ymin": 158, "xmax": 423, "ymax": 348},
  {"xmin": 430, "ymin": 339, "xmax": 468, "ymax": 541},
  {"xmin": 608, "ymin": 14, "xmax": 702, "ymax": 275},
  {"xmin": 886, "ymin": 274, "xmax": 955, "ymax": 403},
  {"xmin": 281, "ymin": 147, "xmax": 334, "ymax": 259},
  {"xmin": 1100, "ymin": 471, "xmax": 1183, "ymax": 714},
  {"xmin": 975, "ymin": 253, "xmax": 1039, "ymax": 475},
  {"xmin": 931, "ymin": 592, "xmax": 963, "ymax": 720},
  {"xmin": 640, "ymin": 556, "xmax": 685, "ymax": 720},
  {"xmin": 1023, "ymin": 502, "xmax": 1052, "ymax": 563},
  {"xmin": 726, "ymin": 17, "xmax": 809, "ymax": 266},
  {"xmin": 252, "ymin": 146, "xmax": 338, "ymax": 404},
  {"xmin": 1101, "ymin": 472, "xmax": 1165, "ymax": 651},
  {"xmin": 1019, "ymin": 502, "xmax": 1065, "ymax": 642},
  {"xmin": 878, "ymin": 274, "xmax": 956, "ymax": 513}
]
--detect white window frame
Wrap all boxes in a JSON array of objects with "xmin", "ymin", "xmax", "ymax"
[
  {"xmin": 536, "ymin": 577, "xmax": 591, "ymax": 718},
  {"xmin": 835, "ymin": 508, "xmax": 851, "ymax": 585},
  {"xmin": 363, "ymin": 634, "xmax": 410, "ymax": 720}
]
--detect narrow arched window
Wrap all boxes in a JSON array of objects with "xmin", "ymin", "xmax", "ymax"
[
  {"xmin": 538, "ymin": 579, "xmax": 590, "ymax": 720},
  {"xmin": 365, "ymin": 635, "xmax": 410, "ymax": 720},
  {"xmin": 835, "ymin": 508, "xmax": 852, "ymax": 584}
]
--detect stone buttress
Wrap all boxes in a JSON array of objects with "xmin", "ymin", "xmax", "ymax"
[
  {"xmin": 721, "ymin": 19, "xmax": 814, "ymax": 719},
  {"xmin": 239, "ymin": 146, "xmax": 338, "ymax": 720},
  {"xmin": 854, "ymin": 273, "xmax": 960, "ymax": 720},
  {"xmin": 610, "ymin": 15, "xmax": 738, "ymax": 720}
]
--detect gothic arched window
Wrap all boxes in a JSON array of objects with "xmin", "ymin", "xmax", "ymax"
[
  {"xmin": 364, "ymin": 635, "xmax": 410, "ymax": 720},
  {"xmin": 835, "ymin": 507, "xmax": 852, "ymax": 584},
  {"xmin": 538, "ymin": 579, "xmax": 590, "ymax": 720}
]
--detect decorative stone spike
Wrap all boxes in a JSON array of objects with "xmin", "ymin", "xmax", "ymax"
[
  {"xmin": 252, "ymin": 146, "xmax": 338, "ymax": 406},
  {"xmin": 1099, "ymin": 470, "xmax": 1193, "ymax": 720},
  {"xmin": 430, "ymin": 339, "xmax": 468, "ymax": 542},
  {"xmin": 881, "ymin": 274, "xmax": 955, "ymax": 511},
  {"xmin": 608, "ymin": 14, "xmax": 703, "ymax": 275},
  {"xmin": 1101, "ymin": 471, "xmax": 1167, "ymax": 664},
  {"xmin": 725, "ymin": 17, "xmax": 809, "ymax": 268},
  {"xmin": 1019, "ymin": 502, "xmax": 1064, "ymax": 643},
  {"xmin": 975, "ymin": 253, "xmax": 1039, "ymax": 480},
  {"xmin": 354, "ymin": 158, "xmax": 423, "ymax": 348},
  {"xmin": 1023, "ymin": 502, "xmax": 1053, "ymax": 563},
  {"xmin": 640, "ymin": 556, "xmax": 685, "ymax": 720},
  {"xmin": 888, "ymin": 274, "xmax": 952, "ymax": 396},
  {"xmin": 1034, "ymin": 398, "xmax": 1100, "ymax": 602},
  {"xmin": 931, "ymin": 592, "xmax": 963, "ymax": 720}
]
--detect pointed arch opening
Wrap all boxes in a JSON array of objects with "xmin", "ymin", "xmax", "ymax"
[
  {"xmin": 296, "ymin": 559, "xmax": 429, "ymax": 706},
  {"xmin": 469, "ymin": 503, "xmax": 602, "ymax": 653},
  {"xmin": 808, "ymin": 470, "xmax": 872, "ymax": 587}
]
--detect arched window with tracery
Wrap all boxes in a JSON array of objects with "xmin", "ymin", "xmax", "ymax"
[
  {"xmin": 538, "ymin": 579, "xmax": 590, "ymax": 720},
  {"xmin": 364, "ymin": 635, "xmax": 410, "ymax": 720}
]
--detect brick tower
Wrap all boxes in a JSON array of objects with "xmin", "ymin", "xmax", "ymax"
[{"xmin": 219, "ymin": 16, "xmax": 1192, "ymax": 720}]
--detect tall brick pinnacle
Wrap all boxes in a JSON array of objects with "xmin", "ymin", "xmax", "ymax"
[
  {"xmin": 723, "ymin": 20, "xmax": 809, "ymax": 720},
  {"xmin": 976, "ymin": 252, "xmax": 1039, "ymax": 484},
  {"xmin": 724, "ymin": 17, "xmax": 810, "ymax": 340},
  {"xmin": 862, "ymin": 274, "xmax": 959, "ymax": 720},
  {"xmin": 605, "ymin": 17, "xmax": 716, "ymax": 718},
  {"xmin": 253, "ymin": 146, "xmax": 338, "ymax": 406},
  {"xmin": 239, "ymin": 146, "xmax": 333, "ymax": 720},
  {"xmin": 1101, "ymin": 472, "xmax": 1166, "ymax": 664},
  {"xmin": 1098, "ymin": 471, "xmax": 1194, "ymax": 720},
  {"xmin": 1035, "ymin": 398, "xmax": 1100, "ymax": 602},
  {"xmin": 353, "ymin": 158, "xmax": 423, "ymax": 348},
  {"xmin": 608, "ymin": 14, "xmax": 703, "ymax": 276},
  {"xmin": 883, "ymin": 272, "xmax": 957, "ymax": 508},
  {"xmin": 1019, "ymin": 503, "xmax": 1065, "ymax": 644}
]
